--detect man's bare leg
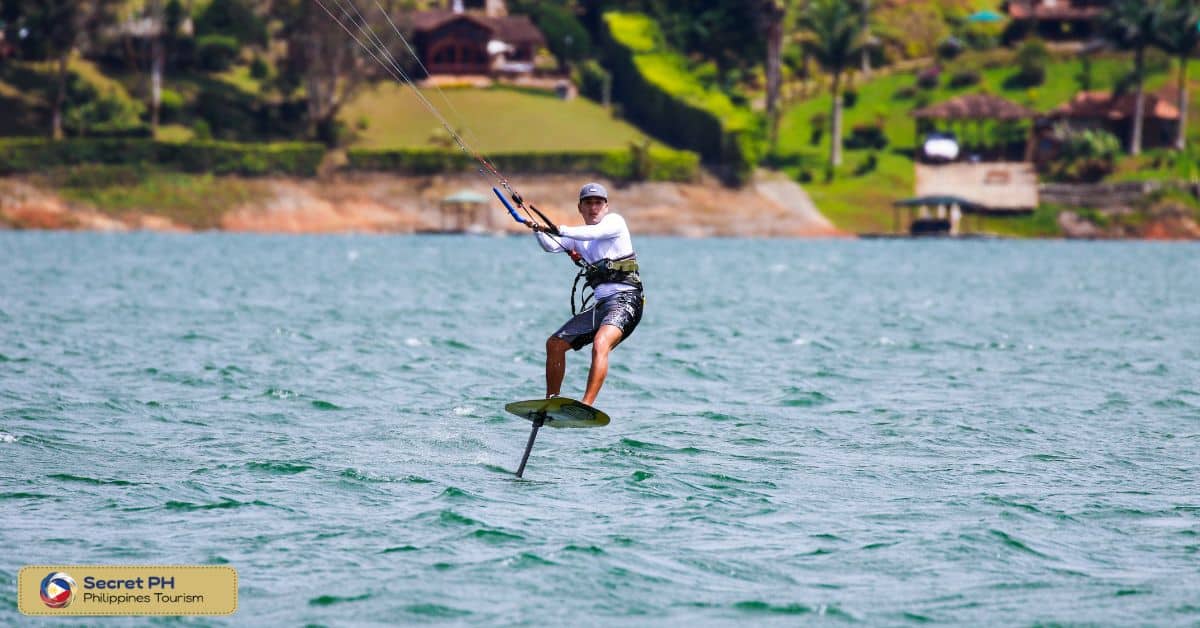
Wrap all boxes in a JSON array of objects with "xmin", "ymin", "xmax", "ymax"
[
  {"xmin": 545, "ymin": 336, "xmax": 571, "ymax": 398},
  {"xmin": 581, "ymin": 325, "xmax": 624, "ymax": 406}
]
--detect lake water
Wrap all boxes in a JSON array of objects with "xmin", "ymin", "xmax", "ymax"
[{"xmin": 1, "ymin": 233, "xmax": 1198, "ymax": 625}]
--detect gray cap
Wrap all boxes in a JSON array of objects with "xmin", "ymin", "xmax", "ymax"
[{"xmin": 579, "ymin": 182, "xmax": 608, "ymax": 201}]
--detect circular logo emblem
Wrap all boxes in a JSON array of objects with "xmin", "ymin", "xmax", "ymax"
[{"xmin": 40, "ymin": 572, "xmax": 76, "ymax": 609}]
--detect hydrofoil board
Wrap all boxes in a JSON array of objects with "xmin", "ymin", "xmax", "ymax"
[{"xmin": 505, "ymin": 397, "xmax": 610, "ymax": 428}]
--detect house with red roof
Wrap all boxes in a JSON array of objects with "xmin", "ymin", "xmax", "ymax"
[
  {"xmin": 1048, "ymin": 89, "xmax": 1180, "ymax": 150},
  {"xmin": 408, "ymin": 0, "xmax": 545, "ymax": 76},
  {"xmin": 1006, "ymin": 0, "xmax": 1111, "ymax": 40}
]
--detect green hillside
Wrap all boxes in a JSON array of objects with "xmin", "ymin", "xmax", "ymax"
[
  {"xmin": 341, "ymin": 84, "xmax": 656, "ymax": 151},
  {"xmin": 773, "ymin": 50, "xmax": 1190, "ymax": 235}
]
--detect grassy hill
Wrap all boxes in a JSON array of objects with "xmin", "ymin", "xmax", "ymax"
[
  {"xmin": 341, "ymin": 84, "xmax": 657, "ymax": 151},
  {"xmin": 773, "ymin": 50, "xmax": 1192, "ymax": 235}
]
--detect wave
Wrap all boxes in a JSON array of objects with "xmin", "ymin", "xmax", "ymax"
[
  {"xmin": 47, "ymin": 473, "xmax": 134, "ymax": 486},
  {"xmin": 245, "ymin": 461, "xmax": 313, "ymax": 475},
  {"xmin": 162, "ymin": 498, "xmax": 285, "ymax": 512}
]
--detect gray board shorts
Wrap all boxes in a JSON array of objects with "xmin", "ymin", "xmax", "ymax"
[{"xmin": 553, "ymin": 289, "xmax": 644, "ymax": 351}]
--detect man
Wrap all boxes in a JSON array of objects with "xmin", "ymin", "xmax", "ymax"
[{"xmin": 529, "ymin": 182, "xmax": 643, "ymax": 407}]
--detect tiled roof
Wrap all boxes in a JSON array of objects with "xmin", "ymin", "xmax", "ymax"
[
  {"xmin": 1051, "ymin": 90, "xmax": 1180, "ymax": 120},
  {"xmin": 911, "ymin": 93, "xmax": 1037, "ymax": 120},
  {"xmin": 408, "ymin": 10, "xmax": 544, "ymax": 45},
  {"xmin": 1008, "ymin": 1, "xmax": 1107, "ymax": 20}
]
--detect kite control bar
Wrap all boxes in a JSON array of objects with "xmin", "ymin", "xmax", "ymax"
[
  {"xmin": 493, "ymin": 187, "xmax": 527, "ymax": 225},
  {"xmin": 492, "ymin": 186, "xmax": 561, "ymax": 236}
]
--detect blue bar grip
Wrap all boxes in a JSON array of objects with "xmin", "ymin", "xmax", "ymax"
[{"xmin": 493, "ymin": 187, "xmax": 526, "ymax": 224}]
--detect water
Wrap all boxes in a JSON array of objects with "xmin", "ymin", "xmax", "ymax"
[{"xmin": 2, "ymin": 233, "xmax": 1198, "ymax": 625}]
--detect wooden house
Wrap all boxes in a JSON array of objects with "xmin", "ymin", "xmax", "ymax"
[
  {"xmin": 409, "ymin": 1, "xmax": 545, "ymax": 76},
  {"xmin": 1048, "ymin": 90, "xmax": 1180, "ymax": 150},
  {"xmin": 1006, "ymin": 0, "xmax": 1110, "ymax": 40}
]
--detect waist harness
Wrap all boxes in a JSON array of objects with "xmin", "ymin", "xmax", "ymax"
[{"xmin": 571, "ymin": 253, "xmax": 641, "ymax": 314}]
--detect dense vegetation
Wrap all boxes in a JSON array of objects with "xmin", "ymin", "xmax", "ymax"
[{"xmin": 1, "ymin": 0, "xmax": 1199, "ymax": 233}]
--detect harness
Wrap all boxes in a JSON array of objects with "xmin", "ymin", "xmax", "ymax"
[{"xmin": 570, "ymin": 253, "xmax": 641, "ymax": 315}]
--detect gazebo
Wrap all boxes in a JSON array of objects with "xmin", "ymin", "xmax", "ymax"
[
  {"xmin": 911, "ymin": 93, "xmax": 1038, "ymax": 161},
  {"xmin": 440, "ymin": 189, "xmax": 490, "ymax": 232},
  {"xmin": 892, "ymin": 195, "xmax": 984, "ymax": 236}
]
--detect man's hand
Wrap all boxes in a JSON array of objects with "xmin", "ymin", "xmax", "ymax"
[{"xmin": 529, "ymin": 222, "xmax": 559, "ymax": 235}]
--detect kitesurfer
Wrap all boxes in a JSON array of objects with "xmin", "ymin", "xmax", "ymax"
[{"xmin": 529, "ymin": 182, "xmax": 643, "ymax": 406}]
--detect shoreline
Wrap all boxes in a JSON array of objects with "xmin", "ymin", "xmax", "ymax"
[
  {"xmin": 3, "ymin": 172, "xmax": 1198, "ymax": 239},
  {"xmin": 0, "ymin": 172, "xmax": 845, "ymax": 238}
]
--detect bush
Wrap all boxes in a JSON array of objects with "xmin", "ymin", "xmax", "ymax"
[
  {"xmin": 193, "ymin": 88, "xmax": 259, "ymax": 139},
  {"xmin": 917, "ymin": 66, "xmax": 941, "ymax": 89},
  {"xmin": 0, "ymin": 139, "xmax": 324, "ymax": 177},
  {"xmin": 196, "ymin": 34, "xmax": 239, "ymax": 72},
  {"xmin": 64, "ymin": 90, "xmax": 147, "ymax": 138},
  {"xmin": 249, "ymin": 56, "xmax": 270, "ymax": 80},
  {"xmin": 644, "ymin": 145, "xmax": 700, "ymax": 181},
  {"xmin": 937, "ymin": 36, "xmax": 964, "ymax": 60},
  {"xmin": 842, "ymin": 89, "xmax": 858, "ymax": 109},
  {"xmin": 195, "ymin": 0, "xmax": 267, "ymax": 46},
  {"xmin": 1011, "ymin": 64, "xmax": 1045, "ymax": 88},
  {"xmin": 345, "ymin": 146, "xmax": 699, "ymax": 182},
  {"xmin": 1050, "ymin": 125, "xmax": 1121, "ymax": 182},
  {"xmin": 1010, "ymin": 38, "xmax": 1049, "ymax": 88},
  {"xmin": 854, "ymin": 152, "xmax": 879, "ymax": 176},
  {"xmin": 192, "ymin": 119, "xmax": 212, "ymax": 140},
  {"xmin": 524, "ymin": 2, "xmax": 590, "ymax": 69},
  {"xmin": 947, "ymin": 69, "xmax": 981, "ymax": 88},
  {"xmin": 574, "ymin": 59, "xmax": 610, "ymax": 103},
  {"xmin": 846, "ymin": 124, "xmax": 888, "ymax": 150},
  {"xmin": 158, "ymin": 88, "xmax": 185, "ymax": 123}
]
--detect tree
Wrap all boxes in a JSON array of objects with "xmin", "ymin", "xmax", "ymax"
[
  {"xmin": 797, "ymin": 0, "xmax": 865, "ymax": 168},
  {"xmin": 270, "ymin": 0, "xmax": 393, "ymax": 144},
  {"xmin": 147, "ymin": 0, "xmax": 165, "ymax": 134},
  {"xmin": 752, "ymin": 0, "xmax": 788, "ymax": 149},
  {"xmin": 1100, "ymin": 0, "xmax": 1165, "ymax": 155},
  {"xmin": 1154, "ymin": 0, "xmax": 1200, "ymax": 150},
  {"xmin": 859, "ymin": 0, "xmax": 871, "ymax": 73},
  {"xmin": 642, "ymin": 0, "xmax": 762, "ymax": 76},
  {"xmin": 196, "ymin": 0, "xmax": 267, "ymax": 47},
  {"xmin": 511, "ymin": 2, "xmax": 590, "ymax": 72},
  {"xmin": 21, "ymin": 0, "xmax": 121, "ymax": 139}
]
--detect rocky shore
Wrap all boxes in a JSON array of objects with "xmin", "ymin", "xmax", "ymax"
[
  {"xmin": 6, "ymin": 171, "xmax": 1197, "ymax": 239},
  {"xmin": 0, "ymin": 171, "xmax": 844, "ymax": 238}
]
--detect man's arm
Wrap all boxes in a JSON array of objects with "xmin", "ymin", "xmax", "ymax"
[
  {"xmin": 534, "ymin": 230, "xmax": 569, "ymax": 253},
  {"xmin": 558, "ymin": 215, "xmax": 625, "ymax": 241}
]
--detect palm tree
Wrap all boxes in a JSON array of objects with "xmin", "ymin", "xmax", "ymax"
[
  {"xmin": 797, "ymin": 0, "xmax": 865, "ymax": 168},
  {"xmin": 1154, "ymin": 0, "xmax": 1200, "ymax": 150},
  {"xmin": 148, "ymin": 0, "xmax": 165, "ymax": 135},
  {"xmin": 753, "ymin": 0, "xmax": 790, "ymax": 150},
  {"xmin": 1100, "ymin": 0, "xmax": 1165, "ymax": 155},
  {"xmin": 859, "ymin": 0, "xmax": 871, "ymax": 74}
]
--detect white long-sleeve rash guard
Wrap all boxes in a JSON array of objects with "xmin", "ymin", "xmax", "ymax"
[{"xmin": 535, "ymin": 213, "xmax": 638, "ymax": 300}]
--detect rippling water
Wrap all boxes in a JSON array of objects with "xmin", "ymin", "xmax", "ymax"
[{"xmin": 2, "ymin": 233, "xmax": 1198, "ymax": 625}]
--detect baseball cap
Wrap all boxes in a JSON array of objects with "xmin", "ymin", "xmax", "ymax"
[{"xmin": 579, "ymin": 182, "xmax": 608, "ymax": 201}]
